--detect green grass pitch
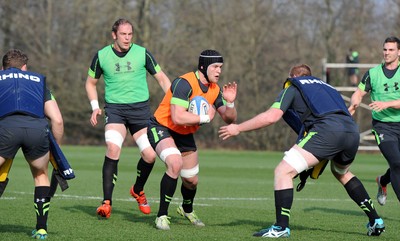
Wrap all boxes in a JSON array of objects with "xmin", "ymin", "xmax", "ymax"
[{"xmin": 0, "ymin": 146, "xmax": 399, "ymax": 240}]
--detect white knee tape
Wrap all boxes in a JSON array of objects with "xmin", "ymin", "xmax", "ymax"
[
  {"xmin": 331, "ymin": 162, "xmax": 349, "ymax": 175},
  {"xmin": 283, "ymin": 148, "xmax": 309, "ymax": 173},
  {"xmin": 105, "ymin": 130, "xmax": 124, "ymax": 148},
  {"xmin": 159, "ymin": 147, "xmax": 181, "ymax": 163},
  {"xmin": 136, "ymin": 133, "xmax": 151, "ymax": 152},
  {"xmin": 180, "ymin": 164, "xmax": 199, "ymax": 178}
]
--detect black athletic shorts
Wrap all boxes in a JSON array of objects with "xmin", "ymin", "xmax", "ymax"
[
  {"xmin": 147, "ymin": 116, "xmax": 197, "ymax": 153},
  {"xmin": 298, "ymin": 130, "xmax": 359, "ymax": 166},
  {"xmin": 0, "ymin": 126, "xmax": 49, "ymax": 160},
  {"xmin": 104, "ymin": 101, "xmax": 151, "ymax": 135},
  {"xmin": 372, "ymin": 120, "xmax": 400, "ymax": 144}
]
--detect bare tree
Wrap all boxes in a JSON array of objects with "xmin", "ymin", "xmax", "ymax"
[{"xmin": 0, "ymin": 0, "xmax": 395, "ymax": 149}]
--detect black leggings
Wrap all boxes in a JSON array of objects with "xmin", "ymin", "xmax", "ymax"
[{"xmin": 378, "ymin": 141, "xmax": 400, "ymax": 202}]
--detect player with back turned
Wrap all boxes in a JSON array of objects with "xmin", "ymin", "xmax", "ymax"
[
  {"xmin": 219, "ymin": 64, "xmax": 385, "ymax": 238},
  {"xmin": 0, "ymin": 49, "xmax": 64, "ymax": 239}
]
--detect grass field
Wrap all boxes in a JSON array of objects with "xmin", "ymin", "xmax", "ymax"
[{"xmin": 0, "ymin": 146, "xmax": 399, "ymax": 240}]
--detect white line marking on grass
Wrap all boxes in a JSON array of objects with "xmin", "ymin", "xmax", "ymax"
[
  {"xmin": 0, "ymin": 197, "xmax": 16, "ymax": 200},
  {"xmin": 3, "ymin": 191, "xmax": 356, "ymax": 204}
]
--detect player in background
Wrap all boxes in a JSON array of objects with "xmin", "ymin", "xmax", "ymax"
[
  {"xmin": 220, "ymin": 64, "xmax": 385, "ymax": 238},
  {"xmin": 147, "ymin": 49, "xmax": 237, "ymax": 230},
  {"xmin": 85, "ymin": 18, "xmax": 171, "ymax": 218},
  {"xmin": 0, "ymin": 49, "xmax": 64, "ymax": 239},
  {"xmin": 349, "ymin": 36, "xmax": 400, "ymax": 206},
  {"xmin": 346, "ymin": 48, "xmax": 359, "ymax": 86}
]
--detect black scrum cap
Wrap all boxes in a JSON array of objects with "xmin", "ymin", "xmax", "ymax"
[{"xmin": 198, "ymin": 49, "xmax": 223, "ymax": 82}]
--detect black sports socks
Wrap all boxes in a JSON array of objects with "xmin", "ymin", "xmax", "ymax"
[
  {"xmin": 157, "ymin": 173, "xmax": 177, "ymax": 217},
  {"xmin": 181, "ymin": 184, "xmax": 197, "ymax": 213},
  {"xmin": 102, "ymin": 156, "xmax": 118, "ymax": 205},
  {"xmin": 34, "ymin": 186, "xmax": 51, "ymax": 230},
  {"xmin": 274, "ymin": 188, "xmax": 293, "ymax": 229},
  {"xmin": 134, "ymin": 157, "xmax": 154, "ymax": 194},
  {"xmin": 344, "ymin": 176, "xmax": 379, "ymax": 223}
]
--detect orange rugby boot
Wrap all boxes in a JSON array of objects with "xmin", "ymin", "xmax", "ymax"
[{"xmin": 130, "ymin": 186, "xmax": 151, "ymax": 214}]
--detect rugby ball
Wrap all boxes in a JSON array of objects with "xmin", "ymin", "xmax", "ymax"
[{"xmin": 188, "ymin": 96, "xmax": 209, "ymax": 115}]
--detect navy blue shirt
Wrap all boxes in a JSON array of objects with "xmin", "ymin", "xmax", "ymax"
[
  {"xmin": 0, "ymin": 83, "xmax": 53, "ymax": 129},
  {"xmin": 274, "ymin": 85, "xmax": 358, "ymax": 133}
]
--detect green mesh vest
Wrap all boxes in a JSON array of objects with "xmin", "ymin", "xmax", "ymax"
[
  {"xmin": 98, "ymin": 44, "xmax": 148, "ymax": 104},
  {"xmin": 369, "ymin": 65, "xmax": 400, "ymax": 122}
]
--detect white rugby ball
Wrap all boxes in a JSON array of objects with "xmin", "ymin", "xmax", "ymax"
[{"xmin": 188, "ymin": 96, "xmax": 209, "ymax": 115}]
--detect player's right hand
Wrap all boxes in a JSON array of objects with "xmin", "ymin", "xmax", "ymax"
[
  {"xmin": 348, "ymin": 104, "xmax": 357, "ymax": 116},
  {"xmin": 90, "ymin": 109, "xmax": 102, "ymax": 126}
]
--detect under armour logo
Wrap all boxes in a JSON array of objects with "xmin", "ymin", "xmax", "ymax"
[
  {"xmin": 383, "ymin": 82, "xmax": 400, "ymax": 92},
  {"xmin": 36, "ymin": 198, "xmax": 46, "ymax": 203},
  {"xmin": 115, "ymin": 62, "xmax": 132, "ymax": 72},
  {"xmin": 158, "ymin": 130, "xmax": 164, "ymax": 137},
  {"xmin": 379, "ymin": 134, "xmax": 384, "ymax": 141}
]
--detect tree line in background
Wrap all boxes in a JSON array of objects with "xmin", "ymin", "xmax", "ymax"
[{"xmin": 1, "ymin": 0, "xmax": 399, "ymax": 151}]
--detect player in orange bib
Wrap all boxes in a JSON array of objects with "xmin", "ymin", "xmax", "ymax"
[{"xmin": 147, "ymin": 49, "xmax": 237, "ymax": 230}]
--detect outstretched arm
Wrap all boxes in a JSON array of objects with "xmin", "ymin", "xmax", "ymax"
[
  {"xmin": 348, "ymin": 88, "xmax": 367, "ymax": 115},
  {"xmin": 370, "ymin": 99, "xmax": 400, "ymax": 111},
  {"xmin": 219, "ymin": 107, "xmax": 283, "ymax": 140}
]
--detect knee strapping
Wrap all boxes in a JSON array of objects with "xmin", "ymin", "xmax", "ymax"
[
  {"xmin": 105, "ymin": 130, "xmax": 124, "ymax": 148},
  {"xmin": 180, "ymin": 164, "xmax": 199, "ymax": 178},
  {"xmin": 331, "ymin": 162, "xmax": 349, "ymax": 175},
  {"xmin": 136, "ymin": 133, "xmax": 151, "ymax": 152},
  {"xmin": 159, "ymin": 147, "xmax": 181, "ymax": 162},
  {"xmin": 283, "ymin": 148, "xmax": 308, "ymax": 173}
]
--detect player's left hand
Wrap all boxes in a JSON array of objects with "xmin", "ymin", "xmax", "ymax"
[
  {"xmin": 222, "ymin": 82, "xmax": 237, "ymax": 103},
  {"xmin": 369, "ymin": 101, "xmax": 388, "ymax": 112},
  {"xmin": 219, "ymin": 124, "xmax": 240, "ymax": 140}
]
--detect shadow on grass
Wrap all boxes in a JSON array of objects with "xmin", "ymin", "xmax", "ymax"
[
  {"xmin": 292, "ymin": 223, "xmax": 366, "ymax": 236},
  {"xmin": 302, "ymin": 206, "xmax": 399, "ymax": 222},
  {"xmin": 0, "ymin": 224, "xmax": 35, "ymax": 237},
  {"xmin": 214, "ymin": 218, "xmax": 367, "ymax": 237},
  {"xmin": 303, "ymin": 206, "xmax": 361, "ymax": 216},
  {"xmin": 213, "ymin": 218, "xmax": 272, "ymax": 231},
  {"xmin": 62, "ymin": 204, "xmax": 157, "ymax": 226},
  {"xmin": 63, "ymin": 204, "xmax": 95, "ymax": 217}
]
